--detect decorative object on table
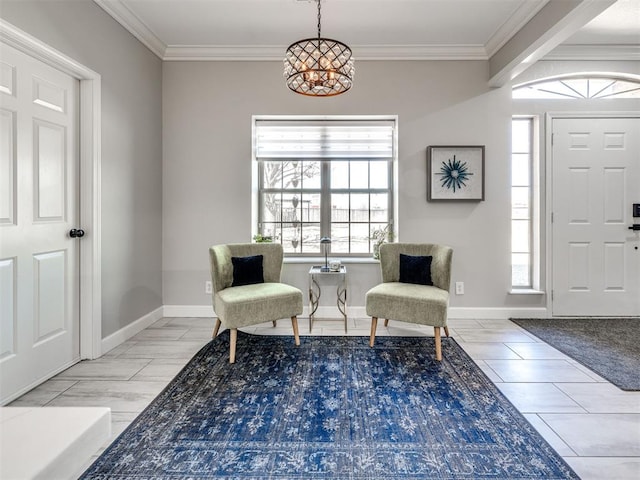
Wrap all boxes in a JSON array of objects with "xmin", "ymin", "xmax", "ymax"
[
  {"xmin": 308, "ymin": 265, "xmax": 347, "ymax": 333},
  {"xmin": 370, "ymin": 223, "xmax": 393, "ymax": 259},
  {"xmin": 284, "ymin": 0, "xmax": 354, "ymax": 97},
  {"xmin": 366, "ymin": 243, "xmax": 453, "ymax": 361},
  {"xmin": 252, "ymin": 233, "xmax": 272, "ymax": 243},
  {"xmin": 80, "ymin": 331, "xmax": 579, "ymax": 480},
  {"xmin": 209, "ymin": 243, "xmax": 303, "ymax": 363},
  {"xmin": 329, "ymin": 259, "xmax": 341, "ymax": 272},
  {"xmin": 320, "ymin": 236, "xmax": 331, "ymax": 271},
  {"xmin": 511, "ymin": 317, "xmax": 640, "ymax": 391},
  {"xmin": 427, "ymin": 145, "xmax": 485, "ymax": 201}
]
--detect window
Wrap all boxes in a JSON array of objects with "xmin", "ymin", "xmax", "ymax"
[
  {"xmin": 254, "ymin": 118, "xmax": 396, "ymax": 255},
  {"xmin": 513, "ymin": 75, "xmax": 640, "ymax": 99},
  {"xmin": 511, "ymin": 117, "xmax": 535, "ymax": 288}
]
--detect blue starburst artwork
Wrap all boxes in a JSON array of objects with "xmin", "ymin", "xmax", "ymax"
[
  {"xmin": 428, "ymin": 146, "xmax": 484, "ymax": 201},
  {"xmin": 438, "ymin": 155, "xmax": 473, "ymax": 192}
]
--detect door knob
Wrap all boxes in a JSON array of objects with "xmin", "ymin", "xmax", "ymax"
[
  {"xmin": 69, "ymin": 228, "xmax": 85, "ymax": 238},
  {"xmin": 629, "ymin": 224, "xmax": 640, "ymax": 231}
]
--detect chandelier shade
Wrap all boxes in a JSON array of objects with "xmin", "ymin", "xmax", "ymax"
[{"xmin": 284, "ymin": 1, "xmax": 354, "ymax": 97}]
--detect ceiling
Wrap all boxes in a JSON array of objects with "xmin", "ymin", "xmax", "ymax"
[{"xmin": 94, "ymin": 0, "xmax": 639, "ymax": 68}]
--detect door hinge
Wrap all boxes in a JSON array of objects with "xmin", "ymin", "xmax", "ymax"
[
  {"xmin": 551, "ymin": 290, "xmax": 554, "ymax": 300},
  {"xmin": 551, "ymin": 212, "xmax": 554, "ymax": 223},
  {"xmin": 551, "ymin": 133, "xmax": 554, "ymax": 146}
]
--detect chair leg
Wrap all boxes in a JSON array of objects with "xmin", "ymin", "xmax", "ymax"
[
  {"xmin": 291, "ymin": 316, "xmax": 300, "ymax": 346},
  {"xmin": 229, "ymin": 328, "xmax": 238, "ymax": 364},
  {"xmin": 370, "ymin": 317, "xmax": 378, "ymax": 347},
  {"xmin": 272, "ymin": 320, "xmax": 277, "ymax": 327},
  {"xmin": 384, "ymin": 319, "xmax": 389, "ymax": 327},
  {"xmin": 212, "ymin": 318, "xmax": 221, "ymax": 338},
  {"xmin": 434, "ymin": 327, "xmax": 442, "ymax": 361},
  {"xmin": 444, "ymin": 326, "xmax": 450, "ymax": 337}
]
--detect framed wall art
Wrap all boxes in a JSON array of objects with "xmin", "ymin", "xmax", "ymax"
[{"xmin": 427, "ymin": 145, "xmax": 485, "ymax": 201}]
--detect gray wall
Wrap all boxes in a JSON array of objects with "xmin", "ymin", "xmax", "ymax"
[
  {"xmin": 163, "ymin": 60, "xmax": 528, "ymax": 310},
  {"xmin": 4, "ymin": 1, "xmax": 637, "ymax": 326},
  {"xmin": 1, "ymin": 1, "xmax": 164, "ymax": 337}
]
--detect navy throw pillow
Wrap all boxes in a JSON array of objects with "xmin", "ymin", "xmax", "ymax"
[
  {"xmin": 231, "ymin": 255, "xmax": 264, "ymax": 287},
  {"xmin": 399, "ymin": 254, "xmax": 433, "ymax": 286}
]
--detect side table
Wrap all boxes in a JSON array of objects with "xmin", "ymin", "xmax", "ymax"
[{"xmin": 308, "ymin": 265, "xmax": 347, "ymax": 333}]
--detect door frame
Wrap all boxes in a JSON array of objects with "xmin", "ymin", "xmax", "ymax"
[
  {"xmin": 545, "ymin": 111, "xmax": 640, "ymax": 316},
  {"xmin": 1, "ymin": 19, "xmax": 102, "ymax": 359}
]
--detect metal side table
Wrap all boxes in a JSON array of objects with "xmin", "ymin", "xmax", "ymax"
[{"xmin": 308, "ymin": 265, "xmax": 347, "ymax": 333}]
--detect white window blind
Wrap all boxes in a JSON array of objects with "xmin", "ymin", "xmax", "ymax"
[{"xmin": 255, "ymin": 121, "xmax": 394, "ymax": 160}]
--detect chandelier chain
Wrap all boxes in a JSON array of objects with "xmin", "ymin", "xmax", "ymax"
[{"xmin": 317, "ymin": 0, "xmax": 322, "ymax": 40}]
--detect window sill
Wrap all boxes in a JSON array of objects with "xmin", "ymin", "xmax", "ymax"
[{"xmin": 509, "ymin": 289, "xmax": 545, "ymax": 295}]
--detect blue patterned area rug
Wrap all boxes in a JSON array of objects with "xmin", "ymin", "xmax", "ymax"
[{"xmin": 81, "ymin": 331, "xmax": 578, "ymax": 479}]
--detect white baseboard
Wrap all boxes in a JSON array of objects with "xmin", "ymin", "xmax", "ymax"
[
  {"xmin": 99, "ymin": 304, "xmax": 549, "ymax": 356},
  {"xmin": 448, "ymin": 307, "xmax": 549, "ymax": 319},
  {"xmin": 163, "ymin": 305, "xmax": 215, "ymax": 318},
  {"xmin": 159, "ymin": 305, "xmax": 548, "ymax": 320},
  {"xmin": 162, "ymin": 305, "xmax": 368, "ymax": 320},
  {"xmin": 101, "ymin": 306, "xmax": 164, "ymax": 354}
]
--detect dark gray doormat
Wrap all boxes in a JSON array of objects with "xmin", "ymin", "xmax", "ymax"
[{"xmin": 510, "ymin": 317, "xmax": 640, "ymax": 391}]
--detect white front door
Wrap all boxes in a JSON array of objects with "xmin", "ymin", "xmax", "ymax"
[
  {"xmin": 552, "ymin": 116, "xmax": 640, "ymax": 316},
  {"xmin": 0, "ymin": 42, "xmax": 80, "ymax": 404}
]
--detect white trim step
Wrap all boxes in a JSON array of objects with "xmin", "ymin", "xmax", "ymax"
[{"xmin": 0, "ymin": 407, "xmax": 110, "ymax": 480}]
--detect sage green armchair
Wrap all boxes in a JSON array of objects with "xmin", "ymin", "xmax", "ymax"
[
  {"xmin": 366, "ymin": 243, "xmax": 453, "ymax": 361},
  {"xmin": 209, "ymin": 243, "xmax": 303, "ymax": 363}
]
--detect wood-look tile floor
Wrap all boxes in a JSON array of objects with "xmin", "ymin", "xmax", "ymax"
[{"xmin": 9, "ymin": 317, "xmax": 640, "ymax": 480}]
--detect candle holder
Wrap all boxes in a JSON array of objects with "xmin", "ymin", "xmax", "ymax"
[{"xmin": 320, "ymin": 237, "xmax": 332, "ymax": 272}]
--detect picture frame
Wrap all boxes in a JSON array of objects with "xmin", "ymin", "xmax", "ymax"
[{"xmin": 427, "ymin": 145, "xmax": 485, "ymax": 201}]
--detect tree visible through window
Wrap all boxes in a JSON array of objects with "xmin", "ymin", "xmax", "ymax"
[{"xmin": 254, "ymin": 119, "xmax": 395, "ymax": 255}]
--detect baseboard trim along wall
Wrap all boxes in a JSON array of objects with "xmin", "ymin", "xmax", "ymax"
[
  {"xmin": 448, "ymin": 307, "xmax": 548, "ymax": 319},
  {"xmin": 163, "ymin": 305, "xmax": 348, "ymax": 319},
  {"xmin": 161, "ymin": 305, "xmax": 549, "ymax": 320},
  {"xmin": 163, "ymin": 305, "xmax": 214, "ymax": 318},
  {"xmin": 101, "ymin": 306, "xmax": 164, "ymax": 355},
  {"xmin": 101, "ymin": 304, "xmax": 549, "ymax": 356}
]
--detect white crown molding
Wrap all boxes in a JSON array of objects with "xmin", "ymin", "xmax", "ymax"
[
  {"xmin": 544, "ymin": 44, "xmax": 640, "ymax": 61},
  {"xmin": 94, "ymin": 0, "xmax": 636, "ymax": 63},
  {"xmin": 163, "ymin": 44, "xmax": 488, "ymax": 62},
  {"xmin": 352, "ymin": 45, "xmax": 488, "ymax": 61},
  {"xmin": 93, "ymin": 1, "xmax": 488, "ymax": 61},
  {"xmin": 485, "ymin": 0, "xmax": 550, "ymax": 57},
  {"xmin": 163, "ymin": 45, "xmax": 285, "ymax": 61},
  {"xmin": 93, "ymin": 0, "xmax": 166, "ymax": 58}
]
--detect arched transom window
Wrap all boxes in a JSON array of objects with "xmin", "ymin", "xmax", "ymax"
[{"xmin": 513, "ymin": 74, "xmax": 640, "ymax": 99}]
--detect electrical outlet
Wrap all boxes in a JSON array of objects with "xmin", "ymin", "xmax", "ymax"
[
  {"xmin": 205, "ymin": 281, "xmax": 212, "ymax": 294},
  {"xmin": 455, "ymin": 281, "xmax": 464, "ymax": 295}
]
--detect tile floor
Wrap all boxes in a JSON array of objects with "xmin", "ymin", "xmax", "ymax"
[{"xmin": 8, "ymin": 316, "xmax": 640, "ymax": 480}]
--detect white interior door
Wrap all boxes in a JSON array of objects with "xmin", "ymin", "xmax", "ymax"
[
  {"xmin": 0, "ymin": 42, "xmax": 80, "ymax": 404},
  {"xmin": 552, "ymin": 116, "xmax": 640, "ymax": 316}
]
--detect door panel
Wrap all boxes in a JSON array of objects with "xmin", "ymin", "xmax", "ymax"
[
  {"xmin": 0, "ymin": 42, "xmax": 79, "ymax": 404},
  {"xmin": 34, "ymin": 119, "xmax": 67, "ymax": 221},
  {"xmin": 552, "ymin": 117, "xmax": 640, "ymax": 316},
  {"xmin": 0, "ymin": 258, "xmax": 16, "ymax": 359},
  {"xmin": 0, "ymin": 109, "xmax": 15, "ymax": 224},
  {"xmin": 34, "ymin": 250, "xmax": 67, "ymax": 342}
]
